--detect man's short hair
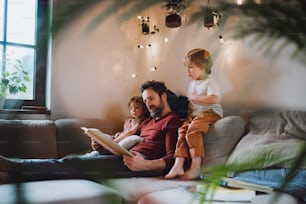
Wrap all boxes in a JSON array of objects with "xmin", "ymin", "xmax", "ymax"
[{"xmin": 140, "ymin": 80, "xmax": 168, "ymax": 96}]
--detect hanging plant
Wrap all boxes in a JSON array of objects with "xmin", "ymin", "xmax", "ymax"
[{"xmin": 204, "ymin": 0, "xmax": 221, "ymax": 29}]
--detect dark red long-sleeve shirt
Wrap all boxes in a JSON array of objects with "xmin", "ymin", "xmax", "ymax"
[{"xmin": 131, "ymin": 112, "xmax": 182, "ymax": 171}]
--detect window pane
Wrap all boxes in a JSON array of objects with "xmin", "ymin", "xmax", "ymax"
[
  {"xmin": 0, "ymin": 45, "xmax": 3, "ymax": 72},
  {"xmin": 0, "ymin": 0, "xmax": 4, "ymax": 41},
  {"xmin": 7, "ymin": 0, "xmax": 36, "ymax": 45},
  {"xmin": 5, "ymin": 46, "xmax": 34, "ymax": 100}
]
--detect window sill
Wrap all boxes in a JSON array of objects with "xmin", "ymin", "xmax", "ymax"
[
  {"xmin": 0, "ymin": 107, "xmax": 51, "ymax": 120},
  {"xmin": 0, "ymin": 109, "xmax": 50, "ymax": 115}
]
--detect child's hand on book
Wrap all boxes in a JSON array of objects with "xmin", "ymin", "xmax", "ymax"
[{"xmin": 91, "ymin": 138, "xmax": 105, "ymax": 154}]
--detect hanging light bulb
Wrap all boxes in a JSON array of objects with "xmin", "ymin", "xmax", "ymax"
[
  {"xmin": 150, "ymin": 66, "xmax": 157, "ymax": 71},
  {"xmin": 137, "ymin": 45, "xmax": 144, "ymax": 48},
  {"xmin": 236, "ymin": 0, "xmax": 243, "ymax": 5},
  {"xmin": 219, "ymin": 35, "xmax": 224, "ymax": 43}
]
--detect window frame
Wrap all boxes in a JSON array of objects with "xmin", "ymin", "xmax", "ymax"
[{"xmin": 2, "ymin": 0, "xmax": 49, "ymax": 110}]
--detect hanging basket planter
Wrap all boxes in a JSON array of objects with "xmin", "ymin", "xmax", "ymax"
[{"xmin": 203, "ymin": 0, "xmax": 221, "ymax": 29}]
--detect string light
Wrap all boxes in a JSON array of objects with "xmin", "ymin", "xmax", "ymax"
[
  {"xmin": 236, "ymin": 0, "xmax": 243, "ymax": 5},
  {"xmin": 150, "ymin": 66, "xmax": 157, "ymax": 71},
  {"xmin": 219, "ymin": 35, "xmax": 224, "ymax": 43},
  {"xmin": 135, "ymin": 15, "xmax": 161, "ymax": 77}
]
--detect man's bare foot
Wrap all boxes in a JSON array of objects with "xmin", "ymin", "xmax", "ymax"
[
  {"xmin": 164, "ymin": 167, "xmax": 184, "ymax": 179},
  {"xmin": 180, "ymin": 168, "xmax": 201, "ymax": 180}
]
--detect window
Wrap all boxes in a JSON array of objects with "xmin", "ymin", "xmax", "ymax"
[{"xmin": 0, "ymin": 0, "xmax": 49, "ymax": 109}]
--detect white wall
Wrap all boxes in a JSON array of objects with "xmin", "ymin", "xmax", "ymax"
[{"xmin": 50, "ymin": 0, "xmax": 306, "ymax": 125}]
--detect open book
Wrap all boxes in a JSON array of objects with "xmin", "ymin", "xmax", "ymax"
[{"xmin": 81, "ymin": 127, "xmax": 134, "ymax": 157}]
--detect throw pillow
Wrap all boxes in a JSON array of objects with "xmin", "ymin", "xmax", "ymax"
[
  {"xmin": 226, "ymin": 110, "xmax": 306, "ymax": 170},
  {"xmin": 202, "ymin": 116, "xmax": 246, "ymax": 166}
]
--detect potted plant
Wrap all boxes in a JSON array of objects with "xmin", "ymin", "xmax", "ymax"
[
  {"xmin": 0, "ymin": 57, "xmax": 30, "ymax": 109},
  {"xmin": 204, "ymin": 7, "xmax": 221, "ymax": 29}
]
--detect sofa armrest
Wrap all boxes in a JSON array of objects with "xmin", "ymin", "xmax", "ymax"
[
  {"xmin": 202, "ymin": 116, "xmax": 246, "ymax": 166},
  {"xmin": 55, "ymin": 118, "xmax": 118, "ymax": 158}
]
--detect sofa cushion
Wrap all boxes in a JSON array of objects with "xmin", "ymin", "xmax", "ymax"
[
  {"xmin": 103, "ymin": 177, "xmax": 198, "ymax": 203},
  {"xmin": 138, "ymin": 188, "xmax": 299, "ymax": 204},
  {"xmin": 202, "ymin": 115, "xmax": 246, "ymax": 166},
  {"xmin": 226, "ymin": 111, "xmax": 306, "ymax": 169},
  {"xmin": 55, "ymin": 118, "xmax": 118, "ymax": 158},
  {"xmin": 282, "ymin": 110, "xmax": 306, "ymax": 140},
  {"xmin": 0, "ymin": 179, "xmax": 123, "ymax": 204},
  {"xmin": 0, "ymin": 120, "xmax": 57, "ymax": 158}
]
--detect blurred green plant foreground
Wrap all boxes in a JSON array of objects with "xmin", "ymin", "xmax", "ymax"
[{"xmin": 51, "ymin": 0, "xmax": 306, "ymax": 203}]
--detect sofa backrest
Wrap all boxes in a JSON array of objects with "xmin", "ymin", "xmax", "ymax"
[
  {"xmin": 0, "ymin": 119, "xmax": 57, "ymax": 158},
  {"xmin": 0, "ymin": 118, "xmax": 119, "ymax": 159}
]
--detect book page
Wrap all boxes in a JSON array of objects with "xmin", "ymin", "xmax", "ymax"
[{"xmin": 81, "ymin": 127, "xmax": 134, "ymax": 157}]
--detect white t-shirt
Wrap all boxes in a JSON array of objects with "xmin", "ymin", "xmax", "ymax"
[{"xmin": 188, "ymin": 75, "xmax": 223, "ymax": 117}]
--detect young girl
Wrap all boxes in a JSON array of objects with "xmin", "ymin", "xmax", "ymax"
[
  {"xmin": 165, "ymin": 48, "xmax": 223, "ymax": 180},
  {"xmin": 91, "ymin": 96, "xmax": 149, "ymax": 152}
]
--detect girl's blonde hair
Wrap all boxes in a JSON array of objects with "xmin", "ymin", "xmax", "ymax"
[{"xmin": 184, "ymin": 48, "xmax": 212, "ymax": 74}]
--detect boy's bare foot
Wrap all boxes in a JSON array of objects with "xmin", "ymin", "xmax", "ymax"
[
  {"xmin": 165, "ymin": 157, "xmax": 186, "ymax": 179},
  {"xmin": 180, "ymin": 168, "xmax": 201, "ymax": 180},
  {"xmin": 164, "ymin": 167, "xmax": 184, "ymax": 179}
]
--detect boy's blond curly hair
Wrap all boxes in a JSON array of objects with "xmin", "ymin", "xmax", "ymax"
[{"xmin": 184, "ymin": 48, "xmax": 212, "ymax": 74}]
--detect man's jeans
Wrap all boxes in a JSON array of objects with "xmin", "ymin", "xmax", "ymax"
[
  {"xmin": 8, "ymin": 153, "xmax": 163, "ymax": 183},
  {"xmin": 232, "ymin": 168, "xmax": 306, "ymax": 202}
]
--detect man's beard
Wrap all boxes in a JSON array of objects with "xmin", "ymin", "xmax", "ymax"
[{"xmin": 149, "ymin": 102, "xmax": 164, "ymax": 119}]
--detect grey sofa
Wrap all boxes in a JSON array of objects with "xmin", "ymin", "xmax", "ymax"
[
  {"xmin": 0, "ymin": 111, "xmax": 304, "ymax": 204},
  {"xmin": 0, "ymin": 118, "xmax": 118, "ymax": 159}
]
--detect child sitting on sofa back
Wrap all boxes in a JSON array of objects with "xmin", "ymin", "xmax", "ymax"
[{"xmin": 165, "ymin": 48, "xmax": 223, "ymax": 180}]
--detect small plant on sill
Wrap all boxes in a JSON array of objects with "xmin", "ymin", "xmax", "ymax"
[{"xmin": 0, "ymin": 56, "xmax": 30, "ymax": 98}]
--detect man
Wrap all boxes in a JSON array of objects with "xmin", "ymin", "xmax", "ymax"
[{"xmin": 0, "ymin": 80, "xmax": 182, "ymax": 183}]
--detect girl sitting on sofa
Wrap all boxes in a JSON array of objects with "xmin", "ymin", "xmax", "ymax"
[{"xmin": 91, "ymin": 96, "xmax": 150, "ymax": 153}]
